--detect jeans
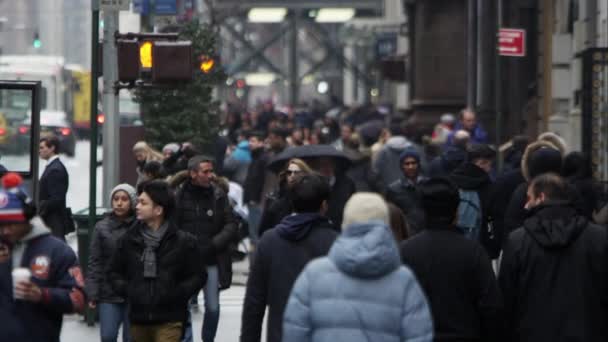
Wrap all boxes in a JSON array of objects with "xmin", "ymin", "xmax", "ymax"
[
  {"xmin": 98, "ymin": 302, "xmax": 130, "ymax": 342},
  {"xmin": 181, "ymin": 266, "xmax": 220, "ymax": 342},
  {"xmin": 247, "ymin": 204, "xmax": 262, "ymax": 244}
]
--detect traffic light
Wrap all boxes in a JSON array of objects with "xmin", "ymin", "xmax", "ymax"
[
  {"xmin": 199, "ymin": 55, "xmax": 215, "ymax": 74},
  {"xmin": 33, "ymin": 32, "xmax": 41, "ymax": 49},
  {"xmin": 117, "ymin": 38, "xmax": 195, "ymax": 83}
]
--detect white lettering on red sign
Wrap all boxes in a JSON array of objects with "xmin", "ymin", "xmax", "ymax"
[{"xmin": 498, "ymin": 28, "xmax": 526, "ymax": 57}]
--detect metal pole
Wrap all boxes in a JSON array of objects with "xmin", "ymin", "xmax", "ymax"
[
  {"xmin": 496, "ymin": 0, "xmax": 503, "ymax": 172},
  {"xmin": 86, "ymin": 2, "xmax": 99, "ymax": 326},
  {"xmin": 467, "ymin": 0, "xmax": 478, "ymax": 109},
  {"xmin": 102, "ymin": 10, "xmax": 119, "ymax": 207},
  {"xmin": 289, "ymin": 12, "xmax": 299, "ymax": 106}
]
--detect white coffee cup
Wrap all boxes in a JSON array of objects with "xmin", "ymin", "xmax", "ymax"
[{"xmin": 12, "ymin": 268, "xmax": 31, "ymax": 299}]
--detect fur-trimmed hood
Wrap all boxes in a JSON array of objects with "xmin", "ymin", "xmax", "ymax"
[
  {"xmin": 537, "ymin": 132, "xmax": 568, "ymax": 155},
  {"xmin": 521, "ymin": 140, "xmax": 563, "ymax": 181}
]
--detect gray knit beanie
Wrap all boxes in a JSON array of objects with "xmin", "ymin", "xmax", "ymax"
[
  {"xmin": 341, "ymin": 192, "xmax": 389, "ymax": 230},
  {"xmin": 110, "ymin": 183, "xmax": 138, "ymax": 210}
]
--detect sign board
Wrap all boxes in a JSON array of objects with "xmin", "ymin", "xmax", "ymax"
[
  {"xmin": 100, "ymin": 0, "xmax": 130, "ymax": 11},
  {"xmin": 132, "ymin": 0, "xmax": 177, "ymax": 15},
  {"xmin": 498, "ymin": 28, "xmax": 526, "ymax": 57},
  {"xmin": 376, "ymin": 33, "xmax": 398, "ymax": 59},
  {"xmin": 211, "ymin": 0, "xmax": 382, "ymax": 10}
]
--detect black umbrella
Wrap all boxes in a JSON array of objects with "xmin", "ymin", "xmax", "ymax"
[{"xmin": 267, "ymin": 144, "xmax": 352, "ymax": 174}]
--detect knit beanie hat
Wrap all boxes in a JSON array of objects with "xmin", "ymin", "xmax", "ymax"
[
  {"xmin": 528, "ymin": 147, "xmax": 562, "ymax": 179},
  {"xmin": 342, "ymin": 192, "xmax": 389, "ymax": 230},
  {"xmin": 0, "ymin": 173, "xmax": 31, "ymax": 223},
  {"xmin": 110, "ymin": 184, "xmax": 137, "ymax": 210},
  {"xmin": 419, "ymin": 177, "xmax": 460, "ymax": 224},
  {"xmin": 399, "ymin": 147, "xmax": 421, "ymax": 165}
]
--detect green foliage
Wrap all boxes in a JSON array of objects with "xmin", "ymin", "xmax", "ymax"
[{"xmin": 134, "ymin": 21, "xmax": 226, "ymax": 151}]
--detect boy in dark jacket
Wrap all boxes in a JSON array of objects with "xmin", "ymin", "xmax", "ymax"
[
  {"xmin": 241, "ymin": 174, "xmax": 338, "ymax": 342},
  {"xmin": 110, "ymin": 180, "xmax": 205, "ymax": 342},
  {"xmin": 401, "ymin": 178, "xmax": 503, "ymax": 341},
  {"xmin": 499, "ymin": 174, "xmax": 608, "ymax": 341},
  {"xmin": 0, "ymin": 173, "xmax": 86, "ymax": 342}
]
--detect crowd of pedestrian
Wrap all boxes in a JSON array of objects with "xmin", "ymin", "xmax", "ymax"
[{"xmin": 1, "ymin": 100, "xmax": 608, "ymax": 342}]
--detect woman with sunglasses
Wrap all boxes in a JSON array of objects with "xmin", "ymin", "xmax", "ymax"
[{"xmin": 257, "ymin": 158, "xmax": 313, "ymax": 236}]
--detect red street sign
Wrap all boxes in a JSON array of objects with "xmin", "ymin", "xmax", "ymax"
[{"xmin": 498, "ymin": 28, "xmax": 526, "ymax": 57}]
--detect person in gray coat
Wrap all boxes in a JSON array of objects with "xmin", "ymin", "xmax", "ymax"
[
  {"xmin": 282, "ymin": 193, "xmax": 434, "ymax": 342},
  {"xmin": 86, "ymin": 184, "xmax": 137, "ymax": 342}
]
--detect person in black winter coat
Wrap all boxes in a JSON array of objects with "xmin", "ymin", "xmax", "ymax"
[
  {"xmin": 562, "ymin": 152, "xmax": 598, "ymax": 219},
  {"xmin": 428, "ymin": 130, "xmax": 470, "ymax": 177},
  {"xmin": 110, "ymin": 181, "xmax": 205, "ymax": 342},
  {"xmin": 175, "ymin": 156, "xmax": 238, "ymax": 342},
  {"xmin": 449, "ymin": 144, "xmax": 498, "ymax": 258},
  {"xmin": 243, "ymin": 132, "xmax": 269, "ymax": 245},
  {"xmin": 499, "ymin": 174, "xmax": 608, "ymax": 341},
  {"xmin": 385, "ymin": 148, "xmax": 427, "ymax": 235},
  {"xmin": 240, "ymin": 174, "xmax": 338, "ymax": 342},
  {"xmin": 257, "ymin": 158, "xmax": 313, "ymax": 237},
  {"xmin": 310, "ymin": 157, "xmax": 356, "ymax": 227},
  {"xmin": 86, "ymin": 184, "xmax": 137, "ymax": 342},
  {"xmin": 400, "ymin": 178, "xmax": 503, "ymax": 342},
  {"xmin": 503, "ymin": 140, "xmax": 563, "ymax": 236}
]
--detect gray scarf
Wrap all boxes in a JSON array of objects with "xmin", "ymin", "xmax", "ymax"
[{"xmin": 140, "ymin": 221, "xmax": 169, "ymax": 278}]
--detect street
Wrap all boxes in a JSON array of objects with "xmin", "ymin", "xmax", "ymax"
[{"xmin": 61, "ymin": 285, "xmax": 247, "ymax": 341}]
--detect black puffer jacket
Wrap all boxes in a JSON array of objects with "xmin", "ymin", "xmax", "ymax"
[
  {"xmin": 385, "ymin": 178, "xmax": 426, "ymax": 235},
  {"xmin": 86, "ymin": 213, "xmax": 134, "ymax": 303},
  {"xmin": 109, "ymin": 221, "xmax": 205, "ymax": 324},
  {"xmin": 258, "ymin": 187, "xmax": 292, "ymax": 237},
  {"xmin": 326, "ymin": 176, "xmax": 356, "ymax": 228},
  {"xmin": 175, "ymin": 180, "xmax": 238, "ymax": 289},
  {"xmin": 499, "ymin": 203, "xmax": 608, "ymax": 341}
]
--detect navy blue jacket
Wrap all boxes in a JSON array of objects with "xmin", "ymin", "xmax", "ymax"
[{"xmin": 0, "ymin": 220, "xmax": 86, "ymax": 342}]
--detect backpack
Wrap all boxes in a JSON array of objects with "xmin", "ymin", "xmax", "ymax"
[{"xmin": 457, "ymin": 189, "xmax": 482, "ymax": 240}]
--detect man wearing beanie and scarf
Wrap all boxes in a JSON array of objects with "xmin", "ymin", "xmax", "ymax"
[
  {"xmin": 109, "ymin": 180, "xmax": 204, "ymax": 342},
  {"xmin": 282, "ymin": 192, "xmax": 433, "ymax": 342},
  {"xmin": 400, "ymin": 178, "xmax": 503, "ymax": 342},
  {"xmin": 86, "ymin": 183, "xmax": 137, "ymax": 342},
  {"xmin": 0, "ymin": 173, "xmax": 86, "ymax": 342},
  {"xmin": 386, "ymin": 147, "xmax": 427, "ymax": 235},
  {"xmin": 241, "ymin": 174, "xmax": 338, "ymax": 342}
]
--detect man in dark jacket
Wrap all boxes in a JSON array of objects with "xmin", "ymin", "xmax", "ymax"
[
  {"xmin": 400, "ymin": 178, "xmax": 503, "ymax": 341},
  {"xmin": 243, "ymin": 131, "xmax": 268, "ymax": 245},
  {"xmin": 175, "ymin": 156, "xmax": 237, "ymax": 342},
  {"xmin": 499, "ymin": 173, "xmax": 608, "ymax": 341},
  {"xmin": 385, "ymin": 148, "xmax": 427, "ymax": 235},
  {"xmin": 110, "ymin": 180, "xmax": 205, "ymax": 342},
  {"xmin": 449, "ymin": 144, "xmax": 498, "ymax": 258},
  {"xmin": 428, "ymin": 130, "xmax": 469, "ymax": 178},
  {"xmin": 38, "ymin": 135, "xmax": 70, "ymax": 240},
  {"xmin": 0, "ymin": 173, "xmax": 86, "ymax": 342},
  {"xmin": 240, "ymin": 174, "xmax": 338, "ymax": 342},
  {"xmin": 311, "ymin": 156, "xmax": 355, "ymax": 227}
]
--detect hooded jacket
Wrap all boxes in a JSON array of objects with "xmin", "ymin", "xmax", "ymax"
[
  {"xmin": 386, "ymin": 177, "xmax": 427, "ymax": 235},
  {"xmin": 282, "ymin": 222, "xmax": 434, "ymax": 342},
  {"xmin": 241, "ymin": 213, "xmax": 337, "ymax": 342},
  {"xmin": 428, "ymin": 146, "xmax": 467, "ymax": 178},
  {"xmin": 0, "ymin": 217, "xmax": 86, "ymax": 342},
  {"xmin": 86, "ymin": 213, "xmax": 135, "ymax": 303},
  {"xmin": 504, "ymin": 141, "xmax": 563, "ymax": 235},
  {"xmin": 373, "ymin": 136, "xmax": 424, "ymax": 191},
  {"xmin": 499, "ymin": 202, "xmax": 608, "ymax": 341},
  {"xmin": 400, "ymin": 223, "xmax": 503, "ymax": 342}
]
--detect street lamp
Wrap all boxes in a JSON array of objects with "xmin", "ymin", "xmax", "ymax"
[
  {"xmin": 244, "ymin": 72, "xmax": 277, "ymax": 86},
  {"xmin": 315, "ymin": 8, "xmax": 355, "ymax": 23},
  {"xmin": 248, "ymin": 8, "xmax": 288, "ymax": 23}
]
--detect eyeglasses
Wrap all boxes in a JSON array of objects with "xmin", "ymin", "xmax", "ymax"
[{"xmin": 286, "ymin": 170, "xmax": 302, "ymax": 176}]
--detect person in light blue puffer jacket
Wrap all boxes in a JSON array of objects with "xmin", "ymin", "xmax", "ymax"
[{"xmin": 282, "ymin": 192, "xmax": 433, "ymax": 342}]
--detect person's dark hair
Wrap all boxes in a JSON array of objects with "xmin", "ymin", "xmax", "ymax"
[
  {"xmin": 247, "ymin": 130, "xmax": 265, "ymax": 140},
  {"xmin": 529, "ymin": 173, "xmax": 570, "ymax": 202},
  {"xmin": 512, "ymin": 135, "xmax": 530, "ymax": 152},
  {"xmin": 562, "ymin": 152, "xmax": 592, "ymax": 180},
  {"xmin": 187, "ymin": 155, "xmax": 214, "ymax": 172},
  {"xmin": 288, "ymin": 174, "xmax": 330, "ymax": 213},
  {"xmin": 418, "ymin": 177, "xmax": 460, "ymax": 224},
  {"xmin": 40, "ymin": 135, "xmax": 60, "ymax": 154},
  {"xmin": 139, "ymin": 180, "xmax": 175, "ymax": 218},
  {"xmin": 467, "ymin": 144, "xmax": 495, "ymax": 162},
  {"xmin": 269, "ymin": 126, "xmax": 289, "ymax": 139},
  {"xmin": 143, "ymin": 161, "xmax": 165, "ymax": 179},
  {"xmin": 387, "ymin": 202, "xmax": 410, "ymax": 242}
]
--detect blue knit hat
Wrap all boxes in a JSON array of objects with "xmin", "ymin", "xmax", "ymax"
[
  {"xmin": 0, "ymin": 173, "xmax": 30, "ymax": 223},
  {"xmin": 399, "ymin": 148, "xmax": 421, "ymax": 165}
]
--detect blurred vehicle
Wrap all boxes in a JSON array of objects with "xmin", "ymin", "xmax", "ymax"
[
  {"xmin": 0, "ymin": 112, "xmax": 11, "ymax": 147},
  {"xmin": 17, "ymin": 110, "xmax": 76, "ymax": 157}
]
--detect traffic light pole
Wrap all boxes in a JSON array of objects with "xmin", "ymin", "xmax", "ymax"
[{"xmin": 102, "ymin": 9, "xmax": 120, "ymax": 207}]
